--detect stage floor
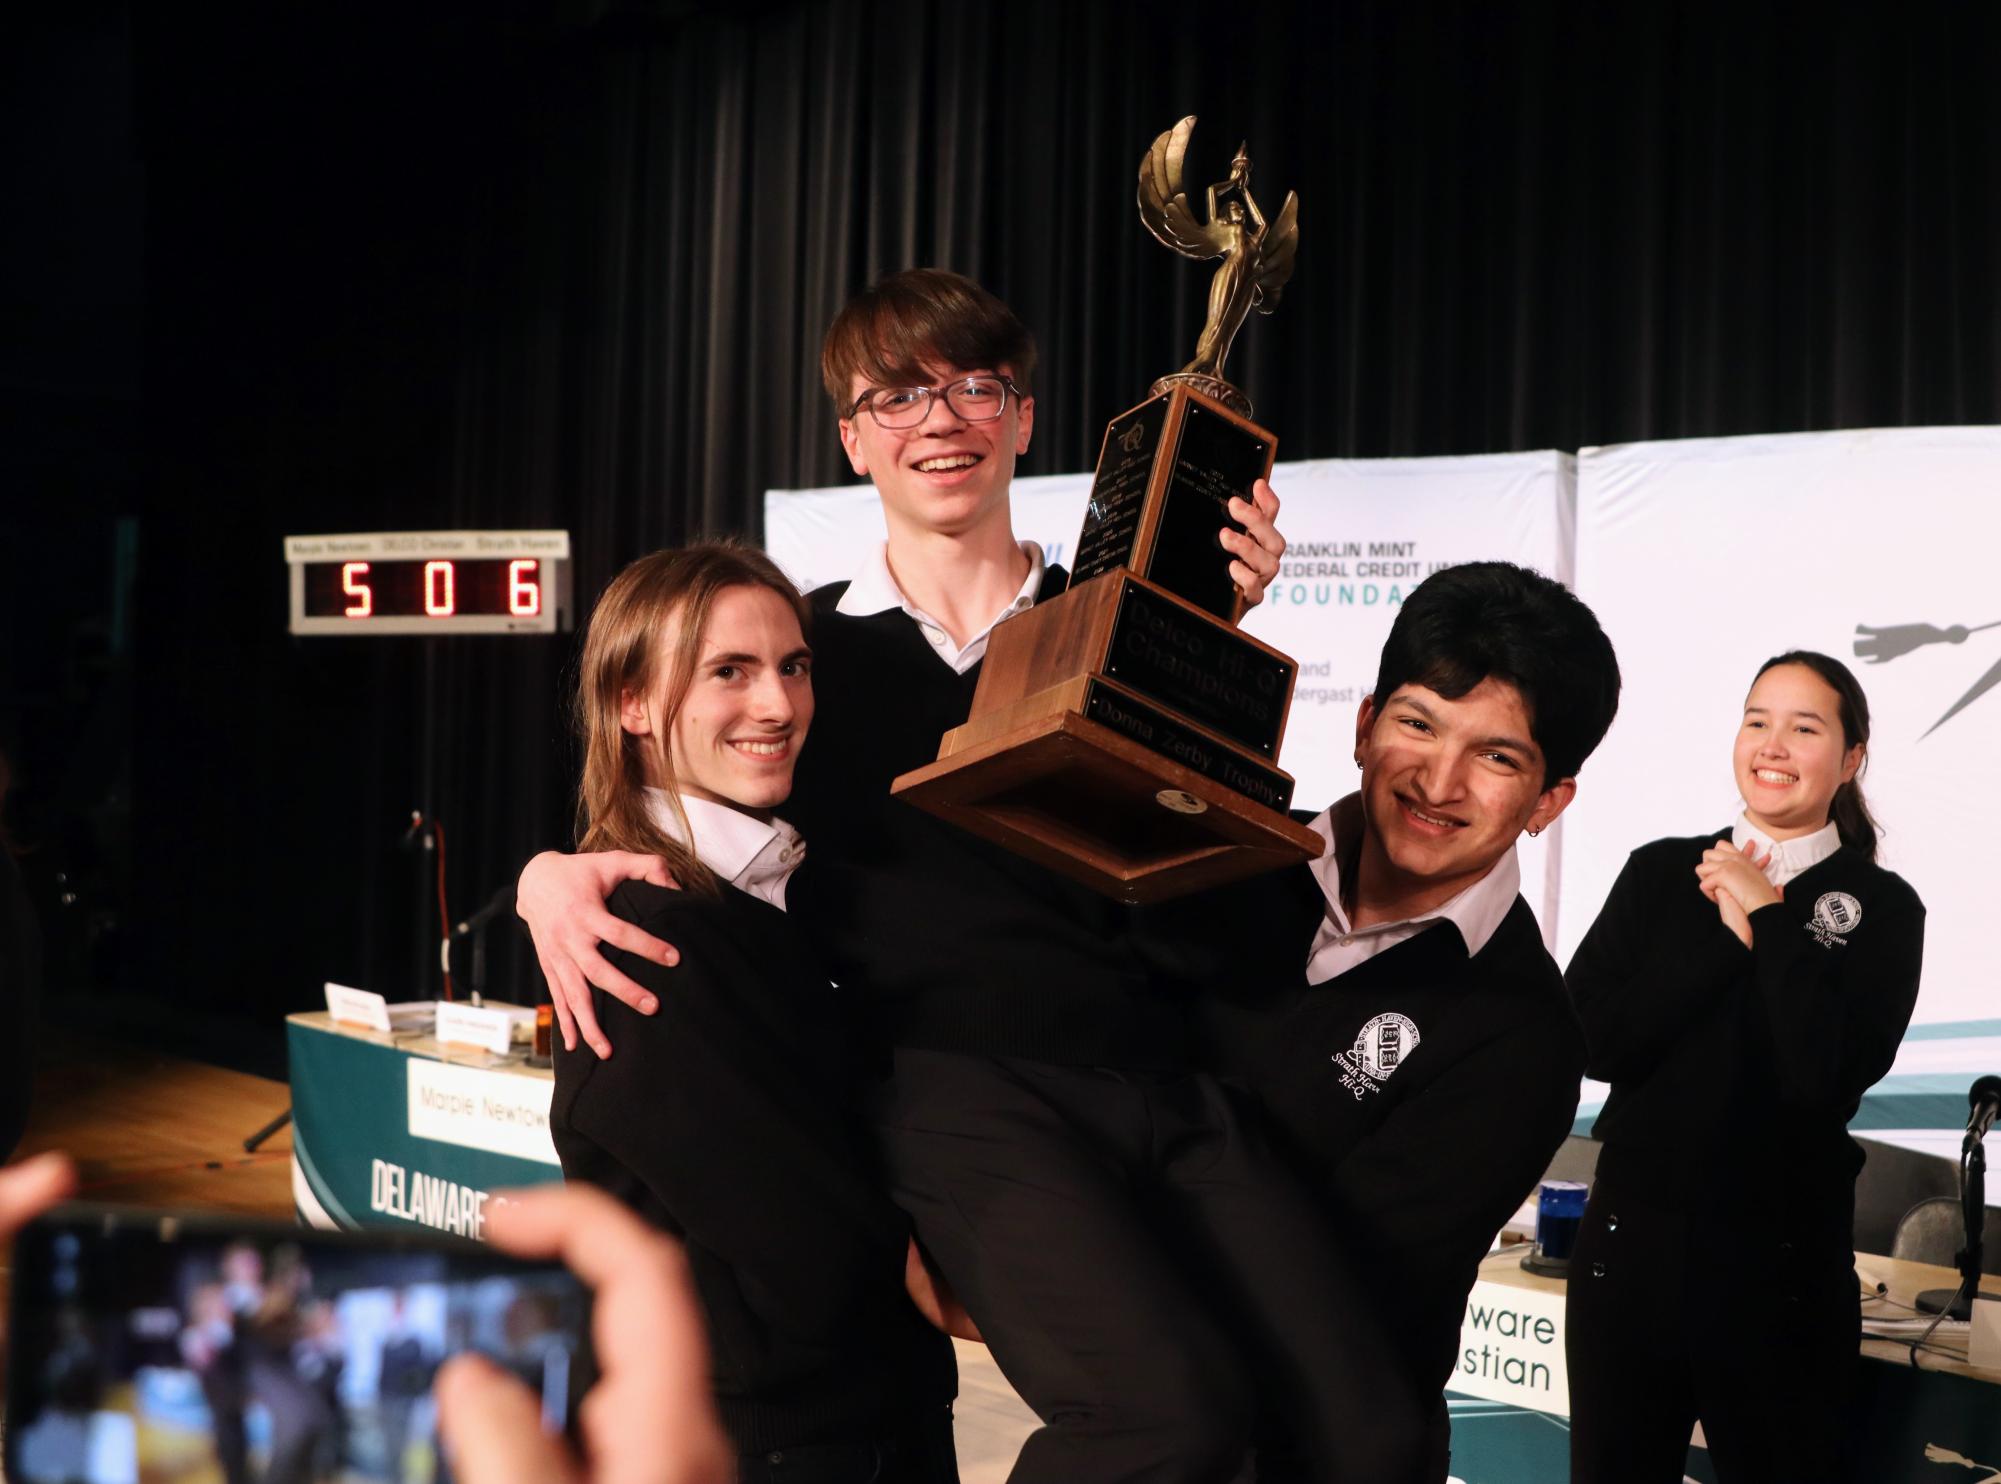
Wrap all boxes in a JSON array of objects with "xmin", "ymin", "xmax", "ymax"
[
  {"xmin": 3, "ymin": 1030, "xmax": 1039, "ymax": 1477},
  {"xmin": 10, "ymin": 1028, "xmax": 296, "ymax": 1224}
]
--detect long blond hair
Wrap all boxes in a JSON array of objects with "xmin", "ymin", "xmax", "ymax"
[{"xmin": 574, "ymin": 542, "xmax": 811, "ymax": 897}]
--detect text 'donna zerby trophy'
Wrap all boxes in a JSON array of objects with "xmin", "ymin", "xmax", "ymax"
[{"xmin": 891, "ymin": 118, "xmax": 1324, "ymax": 904}]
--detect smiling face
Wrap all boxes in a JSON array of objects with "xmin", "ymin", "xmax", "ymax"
[
  {"xmin": 837, "ymin": 362, "xmax": 1033, "ymax": 543},
  {"xmin": 1733, "ymin": 662, "xmax": 1863, "ymax": 840},
  {"xmin": 620, "ymin": 584, "xmax": 813, "ymax": 818},
  {"xmin": 1353, "ymin": 678, "xmax": 1575, "ymax": 919}
]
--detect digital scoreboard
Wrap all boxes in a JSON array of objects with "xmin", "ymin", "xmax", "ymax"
[{"xmin": 284, "ymin": 531, "xmax": 573, "ymax": 636}]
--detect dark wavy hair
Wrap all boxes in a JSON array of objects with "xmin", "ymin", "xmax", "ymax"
[
  {"xmin": 1371, "ymin": 562, "xmax": 1621, "ymax": 788},
  {"xmin": 1751, "ymin": 650, "xmax": 1880, "ymax": 862}
]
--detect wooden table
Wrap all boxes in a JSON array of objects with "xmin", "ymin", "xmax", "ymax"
[
  {"xmin": 1855, "ymin": 1249, "xmax": 2001, "ymax": 1379},
  {"xmin": 0, "ymin": 1030, "xmax": 295, "ymax": 1319}
]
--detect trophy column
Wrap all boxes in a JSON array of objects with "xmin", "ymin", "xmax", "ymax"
[{"xmin": 891, "ymin": 118, "xmax": 1318, "ymax": 904}]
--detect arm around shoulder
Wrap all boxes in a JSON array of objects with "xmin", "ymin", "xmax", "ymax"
[{"xmin": 517, "ymin": 848, "xmax": 682, "ymax": 1057}]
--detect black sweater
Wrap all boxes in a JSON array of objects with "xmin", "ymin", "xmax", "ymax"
[
  {"xmin": 782, "ymin": 570, "xmax": 1195, "ymax": 1068},
  {"xmin": 1566, "ymin": 830, "xmax": 1925, "ymax": 1226},
  {"xmin": 0, "ymin": 848, "xmax": 37, "ymax": 1160},
  {"xmin": 1188, "ymin": 864, "xmax": 1586, "ymax": 1394},
  {"xmin": 550, "ymin": 881, "xmax": 955, "ymax": 1454}
]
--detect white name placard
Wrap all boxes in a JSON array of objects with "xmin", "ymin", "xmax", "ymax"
[
  {"xmin": 434, "ymin": 1000, "xmax": 517, "ymax": 1055},
  {"xmin": 1452, "ymin": 1278, "xmax": 1571, "ymax": 1416},
  {"xmin": 325, "ymin": 982, "xmax": 391, "ymax": 1033},
  {"xmin": 405, "ymin": 1059, "xmax": 558, "ymax": 1166},
  {"xmin": 1973, "ymin": 1295, "xmax": 2001, "ymax": 1371}
]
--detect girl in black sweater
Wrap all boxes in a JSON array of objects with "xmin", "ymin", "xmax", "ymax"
[
  {"xmin": 550, "ymin": 544, "xmax": 958, "ymax": 1484},
  {"xmin": 1564, "ymin": 650, "xmax": 1924, "ymax": 1484}
]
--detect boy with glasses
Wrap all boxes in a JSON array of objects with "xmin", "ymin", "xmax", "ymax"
[{"xmin": 522, "ymin": 268, "xmax": 1424, "ymax": 1481}]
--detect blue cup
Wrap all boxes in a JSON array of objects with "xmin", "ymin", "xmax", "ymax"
[{"xmin": 1534, "ymin": 1180, "xmax": 1590, "ymax": 1263}]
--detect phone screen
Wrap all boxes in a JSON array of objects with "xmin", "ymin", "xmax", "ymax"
[{"xmin": 7, "ymin": 1205, "xmax": 591, "ymax": 1484}]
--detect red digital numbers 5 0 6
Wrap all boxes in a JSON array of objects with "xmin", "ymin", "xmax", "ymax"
[
  {"xmin": 322, "ymin": 559, "xmax": 542, "ymax": 619},
  {"xmin": 285, "ymin": 533, "xmax": 572, "ymax": 636}
]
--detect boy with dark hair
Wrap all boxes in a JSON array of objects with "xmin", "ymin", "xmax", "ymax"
[
  {"xmin": 1176, "ymin": 559, "xmax": 1622, "ymax": 1481},
  {"xmin": 1367, "ymin": 558, "xmax": 1621, "ymax": 787},
  {"xmin": 523, "ymin": 269, "xmax": 1424, "ymax": 1482},
  {"xmin": 820, "ymin": 267, "xmax": 1039, "ymax": 408}
]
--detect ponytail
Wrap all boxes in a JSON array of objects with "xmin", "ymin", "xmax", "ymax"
[
  {"xmin": 1828, "ymin": 771, "xmax": 1881, "ymax": 863},
  {"xmin": 1754, "ymin": 650, "xmax": 1880, "ymax": 863}
]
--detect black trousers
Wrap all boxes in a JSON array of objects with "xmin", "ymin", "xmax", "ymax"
[
  {"xmin": 870, "ymin": 1050, "xmax": 1425, "ymax": 1484},
  {"xmin": 734, "ymin": 1406, "xmax": 959, "ymax": 1484},
  {"xmin": 1566, "ymin": 1175, "xmax": 1861, "ymax": 1484}
]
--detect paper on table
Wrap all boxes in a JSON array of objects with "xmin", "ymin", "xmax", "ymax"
[
  {"xmin": 387, "ymin": 1002, "xmax": 436, "ymax": 1033},
  {"xmin": 1861, "ymin": 1315, "xmax": 1970, "ymax": 1336}
]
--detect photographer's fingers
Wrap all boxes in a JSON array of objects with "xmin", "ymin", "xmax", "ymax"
[
  {"xmin": 435, "ymin": 1354, "xmax": 580, "ymax": 1484},
  {"xmin": 485, "ymin": 1186, "xmax": 731, "ymax": 1484},
  {"xmin": 0, "ymin": 1153, "xmax": 77, "ymax": 1241}
]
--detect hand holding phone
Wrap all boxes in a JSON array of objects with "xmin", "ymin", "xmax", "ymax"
[
  {"xmin": 2, "ymin": 1160, "xmax": 731, "ymax": 1484},
  {"xmin": 435, "ymin": 1183, "xmax": 731, "ymax": 1484},
  {"xmin": 6, "ymin": 1196, "xmax": 592, "ymax": 1484}
]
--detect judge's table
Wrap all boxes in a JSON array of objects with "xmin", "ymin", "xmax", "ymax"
[
  {"xmin": 1441, "ymin": 1242, "xmax": 2001, "ymax": 1483},
  {"xmin": 286, "ymin": 1010, "xmax": 562, "ymax": 1239}
]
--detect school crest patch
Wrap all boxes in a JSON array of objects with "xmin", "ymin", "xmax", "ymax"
[
  {"xmin": 1332, "ymin": 1013, "xmax": 1421, "ymax": 1099},
  {"xmin": 1805, "ymin": 891, "xmax": 1863, "ymax": 948}
]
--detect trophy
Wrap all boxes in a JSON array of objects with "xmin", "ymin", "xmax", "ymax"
[{"xmin": 891, "ymin": 118, "xmax": 1323, "ymax": 903}]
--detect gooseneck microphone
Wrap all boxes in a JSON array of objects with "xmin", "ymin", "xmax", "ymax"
[
  {"xmin": 1915, "ymin": 1073, "xmax": 1999, "ymax": 1322},
  {"xmin": 1968, "ymin": 1074, "xmax": 2001, "ymax": 1147},
  {"xmin": 452, "ymin": 882, "xmax": 518, "ymax": 941}
]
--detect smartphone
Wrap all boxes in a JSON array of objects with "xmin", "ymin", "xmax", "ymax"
[{"xmin": 6, "ymin": 1203, "xmax": 593, "ymax": 1484}]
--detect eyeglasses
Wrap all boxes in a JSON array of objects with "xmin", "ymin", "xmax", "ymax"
[{"xmin": 844, "ymin": 375, "xmax": 1021, "ymax": 429}]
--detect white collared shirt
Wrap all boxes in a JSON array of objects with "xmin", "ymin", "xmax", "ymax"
[
  {"xmin": 836, "ymin": 540, "xmax": 1046, "ymax": 673},
  {"xmin": 1303, "ymin": 795, "xmax": 1523, "ymax": 985},
  {"xmin": 1731, "ymin": 813, "xmax": 1841, "ymax": 889},
  {"xmin": 643, "ymin": 789, "xmax": 805, "ymax": 911}
]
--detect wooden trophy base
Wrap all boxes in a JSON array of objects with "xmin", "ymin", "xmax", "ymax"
[{"xmin": 890, "ymin": 573, "xmax": 1323, "ymax": 904}]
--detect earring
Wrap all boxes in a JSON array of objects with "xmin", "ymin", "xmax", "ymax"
[{"xmin": 1527, "ymin": 827, "xmax": 1542, "ymax": 838}]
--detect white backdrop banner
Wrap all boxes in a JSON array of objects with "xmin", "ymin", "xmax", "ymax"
[
  {"xmin": 1562, "ymin": 426, "xmax": 2001, "ymax": 1037},
  {"xmin": 763, "ymin": 429, "xmax": 1999, "ymax": 1145},
  {"xmin": 765, "ymin": 450, "xmax": 1575, "ymax": 929}
]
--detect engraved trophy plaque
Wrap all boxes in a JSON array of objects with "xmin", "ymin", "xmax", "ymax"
[{"xmin": 891, "ymin": 118, "xmax": 1322, "ymax": 903}]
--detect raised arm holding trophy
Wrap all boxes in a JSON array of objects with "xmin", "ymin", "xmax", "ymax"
[{"xmin": 891, "ymin": 117, "xmax": 1323, "ymax": 902}]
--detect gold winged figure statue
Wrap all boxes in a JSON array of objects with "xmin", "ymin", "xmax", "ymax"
[{"xmin": 1138, "ymin": 116, "xmax": 1299, "ymax": 416}]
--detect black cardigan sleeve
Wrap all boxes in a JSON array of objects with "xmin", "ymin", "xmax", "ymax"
[
  {"xmin": 558, "ymin": 896, "xmax": 909, "ymax": 1359},
  {"xmin": 1564, "ymin": 841, "xmax": 1749, "ymax": 1083},
  {"xmin": 1319, "ymin": 1008, "xmax": 1585, "ymax": 1359},
  {"xmin": 1745, "ymin": 878, "xmax": 1925, "ymax": 1111},
  {"xmin": 0, "ymin": 848, "xmax": 37, "ymax": 1160}
]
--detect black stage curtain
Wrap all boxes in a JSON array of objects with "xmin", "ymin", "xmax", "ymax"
[{"xmin": 99, "ymin": 0, "xmax": 1999, "ymax": 1027}]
